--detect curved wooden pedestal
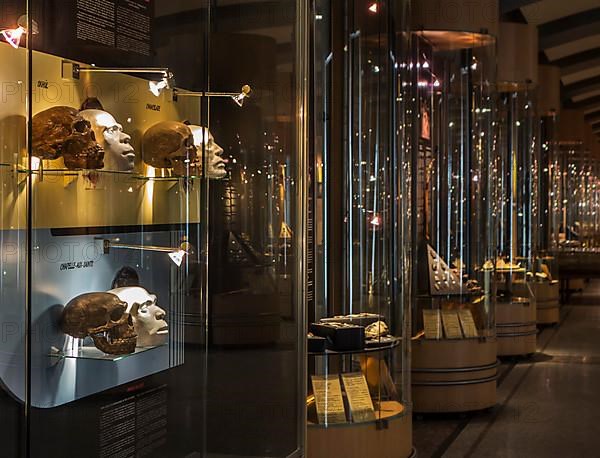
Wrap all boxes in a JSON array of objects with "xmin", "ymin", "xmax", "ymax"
[
  {"xmin": 412, "ymin": 339, "xmax": 497, "ymax": 413},
  {"xmin": 532, "ymin": 282, "xmax": 560, "ymax": 325},
  {"xmin": 307, "ymin": 402, "xmax": 412, "ymax": 458},
  {"xmin": 496, "ymin": 298, "xmax": 537, "ymax": 356}
]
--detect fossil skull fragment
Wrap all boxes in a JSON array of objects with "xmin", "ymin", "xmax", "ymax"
[
  {"xmin": 32, "ymin": 106, "xmax": 105, "ymax": 169},
  {"xmin": 142, "ymin": 121, "xmax": 197, "ymax": 176},
  {"xmin": 60, "ymin": 292, "xmax": 137, "ymax": 355}
]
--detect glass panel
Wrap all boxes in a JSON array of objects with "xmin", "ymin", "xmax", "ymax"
[
  {"xmin": 494, "ymin": 87, "xmax": 539, "ymax": 305},
  {"xmin": 27, "ymin": 1, "xmax": 209, "ymax": 456},
  {"xmin": 412, "ymin": 31, "xmax": 497, "ymax": 338},
  {"xmin": 205, "ymin": 1, "xmax": 307, "ymax": 456},
  {"xmin": 0, "ymin": 0, "xmax": 28, "ymax": 454},
  {"xmin": 309, "ymin": 1, "xmax": 412, "ymax": 457},
  {"xmin": 3, "ymin": 0, "xmax": 308, "ymax": 456}
]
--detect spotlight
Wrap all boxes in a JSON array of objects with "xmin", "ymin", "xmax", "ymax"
[
  {"xmin": 1, "ymin": 26, "xmax": 26, "ymax": 49},
  {"xmin": 149, "ymin": 78, "xmax": 168, "ymax": 97},
  {"xmin": 231, "ymin": 85, "xmax": 252, "ymax": 107},
  {"xmin": 368, "ymin": 2, "xmax": 378, "ymax": 13}
]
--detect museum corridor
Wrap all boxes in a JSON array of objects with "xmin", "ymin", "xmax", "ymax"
[{"xmin": 414, "ymin": 281, "xmax": 600, "ymax": 457}]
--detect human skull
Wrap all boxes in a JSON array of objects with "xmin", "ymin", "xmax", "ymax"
[
  {"xmin": 80, "ymin": 109, "xmax": 135, "ymax": 171},
  {"xmin": 109, "ymin": 287, "xmax": 169, "ymax": 347},
  {"xmin": 142, "ymin": 121, "xmax": 197, "ymax": 176},
  {"xmin": 32, "ymin": 106, "xmax": 105, "ymax": 169},
  {"xmin": 60, "ymin": 292, "xmax": 137, "ymax": 355},
  {"xmin": 187, "ymin": 125, "xmax": 227, "ymax": 179}
]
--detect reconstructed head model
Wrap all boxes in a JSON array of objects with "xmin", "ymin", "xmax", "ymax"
[
  {"xmin": 60, "ymin": 292, "xmax": 137, "ymax": 355},
  {"xmin": 80, "ymin": 109, "xmax": 135, "ymax": 171},
  {"xmin": 109, "ymin": 286, "xmax": 169, "ymax": 347},
  {"xmin": 142, "ymin": 121, "xmax": 197, "ymax": 176},
  {"xmin": 32, "ymin": 106, "xmax": 105, "ymax": 169},
  {"xmin": 187, "ymin": 124, "xmax": 228, "ymax": 179}
]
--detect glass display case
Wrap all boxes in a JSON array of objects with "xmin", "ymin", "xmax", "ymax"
[
  {"xmin": 308, "ymin": 1, "xmax": 413, "ymax": 457},
  {"xmin": 492, "ymin": 22, "xmax": 541, "ymax": 349},
  {"xmin": 0, "ymin": 1, "xmax": 308, "ymax": 456},
  {"xmin": 410, "ymin": 28, "xmax": 498, "ymax": 412},
  {"xmin": 493, "ymin": 83, "xmax": 539, "ymax": 354}
]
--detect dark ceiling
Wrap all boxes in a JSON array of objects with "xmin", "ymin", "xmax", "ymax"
[{"xmin": 502, "ymin": 0, "xmax": 600, "ymax": 136}]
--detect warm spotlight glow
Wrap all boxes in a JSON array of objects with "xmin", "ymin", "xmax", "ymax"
[
  {"xmin": 368, "ymin": 3, "xmax": 378, "ymax": 13},
  {"xmin": 1, "ymin": 26, "xmax": 26, "ymax": 49},
  {"xmin": 370, "ymin": 215, "xmax": 381, "ymax": 226}
]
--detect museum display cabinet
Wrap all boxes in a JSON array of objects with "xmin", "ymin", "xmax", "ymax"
[
  {"xmin": 493, "ymin": 23, "xmax": 539, "ymax": 355},
  {"xmin": 552, "ymin": 111, "xmax": 598, "ymax": 295},
  {"xmin": 410, "ymin": 0, "xmax": 499, "ymax": 413},
  {"xmin": 536, "ymin": 64, "xmax": 562, "ymax": 324},
  {"xmin": 0, "ymin": 1, "xmax": 308, "ymax": 456},
  {"xmin": 308, "ymin": 1, "xmax": 413, "ymax": 456}
]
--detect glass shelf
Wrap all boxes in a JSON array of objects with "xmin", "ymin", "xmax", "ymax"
[
  {"xmin": 17, "ymin": 167, "xmax": 206, "ymax": 181},
  {"xmin": 49, "ymin": 343, "xmax": 166, "ymax": 361},
  {"xmin": 308, "ymin": 337, "xmax": 401, "ymax": 357}
]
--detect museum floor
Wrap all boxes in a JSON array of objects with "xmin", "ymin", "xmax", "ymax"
[{"xmin": 413, "ymin": 280, "xmax": 600, "ymax": 457}]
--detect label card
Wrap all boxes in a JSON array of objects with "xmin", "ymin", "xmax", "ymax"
[
  {"xmin": 311, "ymin": 375, "xmax": 347, "ymax": 425},
  {"xmin": 341, "ymin": 373, "xmax": 376, "ymax": 423},
  {"xmin": 458, "ymin": 309, "xmax": 479, "ymax": 338},
  {"xmin": 441, "ymin": 310, "xmax": 463, "ymax": 339},
  {"xmin": 423, "ymin": 309, "xmax": 442, "ymax": 339}
]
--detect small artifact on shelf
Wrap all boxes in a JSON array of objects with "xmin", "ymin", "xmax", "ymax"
[
  {"xmin": 441, "ymin": 310, "xmax": 463, "ymax": 339},
  {"xmin": 422, "ymin": 309, "xmax": 442, "ymax": 339},
  {"xmin": 364, "ymin": 320, "xmax": 389, "ymax": 339},
  {"xmin": 311, "ymin": 375, "xmax": 347, "ymax": 424},
  {"xmin": 309, "ymin": 322, "xmax": 365, "ymax": 351},
  {"xmin": 32, "ymin": 106, "xmax": 105, "ymax": 169},
  {"xmin": 60, "ymin": 292, "xmax": 137, "ymax": 355},
  {"xmin": 458, "ymin": 309, "xmax": 479, "ymax": 338},
  {"xmin": 320, "ymin": 312, "xmax": 382, "ymax": 327},
  {"xmin": 341, "ymin": 372, "xmax": 376, "ymax": 423},
  {"xmin": 427, "ymin": 245, "xmax": 463, "ymax": 295}
]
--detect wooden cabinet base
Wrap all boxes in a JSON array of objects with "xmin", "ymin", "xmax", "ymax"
[
  {"xmin": 532, "ymin": 283, "xmax": 560, "ymax": 325},
  {"xmin": 496, "ymin": 299, "xmax": 537, "ymax": 356},
  {"xmin": 412, "ymin": 339, "xmax": 497, "ymax": 413},
  {"xmin": 307, "ymin": 402, "xmax": 412, "ymax": 458}
]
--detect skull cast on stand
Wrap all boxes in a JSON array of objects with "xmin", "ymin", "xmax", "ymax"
[
  {"xmin": 32, "ymin": 106, "xmax": 105, "ymax": 170},
  {"xmin": 142, "ymin": 121, "xmax": 198, "ymax": 176},
  {"xmin": 60, "ymin": 292, "xmax": 137, "ymax": 355}
]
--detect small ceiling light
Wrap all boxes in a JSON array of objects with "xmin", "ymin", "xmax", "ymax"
[
  {"xmin": 370, "ymin": 215, "xmax": 381, "ymax": 226},
  {"xmin": 1, "ymin": 26, "xmax": 26, "ymax": 49},
  {"xmin": 368, "ymin": 3, "xmax": 378, "ymax": 13},
  {"xmin": 422, "ymin": 61, "xmax": 430, "ymax": 69},
  {"xmin": 232, "ymin": 84, "xmax": 252, "ymax": 107}
]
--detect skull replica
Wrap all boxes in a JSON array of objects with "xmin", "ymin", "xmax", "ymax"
[
  {"xmin": 187, "ymin": 125, "xmax": 228, "ymax": 179},
  {"xmin": 32, "ymin": 106, "xmax": 104, "ymax": 169},
  {"xmin": 108, "ymin": 287, "xmax": 169, "ymax": 347},
  {"xmin": 80, "ymin": 109, "xmax": 135, "ymax": 171},
  {"xmin": 60, "ymin": 292, "xmax": 137, "ymax": 355},
  {"xmin": 142, "ymin": 121, "xmax": 197, "ymax": 176}
]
